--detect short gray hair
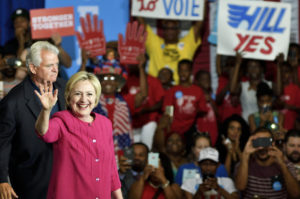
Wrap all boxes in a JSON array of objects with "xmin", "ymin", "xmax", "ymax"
[{"xmin": 26, "ymin": 41, "xmax": 59, "ymax": 69}]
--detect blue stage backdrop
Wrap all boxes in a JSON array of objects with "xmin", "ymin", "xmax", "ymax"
[{"xmin": 45, "ymin": 0, "xmax": 130, "ymax": 78}]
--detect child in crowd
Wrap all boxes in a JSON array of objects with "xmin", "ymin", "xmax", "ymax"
[
  {"xmin": 248, "ymin": 82, "xmax": 284, "ymax": 133},
  {"xmin": 194, "ymin": 70, "xmax": 218, "ymax": 145},
  {"xmin": 158, "ymin": 67, "xmax": 174, "ymax": 91}
]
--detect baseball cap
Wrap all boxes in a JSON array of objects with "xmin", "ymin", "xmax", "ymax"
[
  {"xmin": 198, "ymin": 147, "xmax": 219, "ymax": 163},
  {"xmin": 11, "ymin": 8, "xmax": 30, "ymax": 21}
]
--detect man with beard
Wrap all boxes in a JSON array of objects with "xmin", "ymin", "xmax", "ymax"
[
  {"xmin": 118, "ymin": 142, "xmax": 149, "ymax": 199},
  {"xmin": 235, "ymin": 127, "xmax": 300, "ymax": 199},
  {"xmin": 284, "ymin": 129, "xmax": 300, "ymax": 182}
]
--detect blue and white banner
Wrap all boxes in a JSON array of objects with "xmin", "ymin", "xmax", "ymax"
[
  {"xmin": 131, "ymin": 0, "xmax": 205, "ymax": 20},
  {"xmin": 217, "ymin": 0, "xmax": 291, "ymax": 60},
  {"xmin": 45, "ymin": 0, "xmax": 129, "ymax": 78}
]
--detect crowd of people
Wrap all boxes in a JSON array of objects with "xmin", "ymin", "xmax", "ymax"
[{"xmin": 1, "ymin": 3, "xmax": 300, "ymax": 199}]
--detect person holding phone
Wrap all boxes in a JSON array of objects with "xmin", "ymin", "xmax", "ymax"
[
  {"xmin": 128, "ymin": 153, "xmax": 177, "ymax": 199},
  {"xmin": 235, "ymin": 127, "xmax": 300, "ymax": 199},
  {"xmin": 181, "ymin": 147, "xmax": 238, "ymax": 199},
  {"xmin": 215, "ymin": 114, "xmax": 250, "ymax": 176},
  {"xmin": 118, "ymin": 143, "xmax": 149, "ymax": 199},
  {"xmin": 248, "ymin": 82, "xmax": 284, "ymax": 133}
]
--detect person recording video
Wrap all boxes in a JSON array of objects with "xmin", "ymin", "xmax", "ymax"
[{"xmin": 235, "ymin": 127, "xmax": 300, "ymax": 199}]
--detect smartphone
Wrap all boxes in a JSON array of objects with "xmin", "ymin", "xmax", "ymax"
[
  {"xmin": 123, "ymin": 147, "xmax": 134, "ymax": 165},
  {"xmin": 262, "ymin": 105, "xmax": 271, "ymax": 113},
  {"xmin": 202, "ymin": 173, "xmax": 215, "ymax": 181},
  {"xmin": 165, "ymin": 105, "xmax": 174, "ymax": 117},
  {"xmin": 148, "ymin": 152, "xmax": 159, "ymax": 168},
  {"xmin": 252, "ymin": 137, "xmax": 273, "ymax": 148}
]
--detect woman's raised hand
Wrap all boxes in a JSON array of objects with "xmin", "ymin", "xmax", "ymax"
[{"xmin": 34, "ymin": 81, "xmax": 58, "ymax": 111}]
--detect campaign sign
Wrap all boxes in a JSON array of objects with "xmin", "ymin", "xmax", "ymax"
[
  {"xmin": 217, "ymin": 0, "xmax": 291, "ymax": 60},
  {"xmin": 131, "ymin": 0, "xmax": 204, "ymax": 21},
  {"xmin": 30, "ymin": 7, "xmax": 75, "ymax": 39},
  {"xmin": 118, "ymin": 21, "xmax": 147, "ymax": 65},
  {"xmin": 76, "ymin": 14, "xmax": 106, "ymax": 57}
]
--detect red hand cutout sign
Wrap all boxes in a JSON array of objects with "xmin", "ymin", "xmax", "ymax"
[
  {"xmin": 118, "ymin": 21, "xmax": 147, "ymax": 65},
  {"xmin": 76, "ymin": 14, "xmax": 106, "ymax": 57}
]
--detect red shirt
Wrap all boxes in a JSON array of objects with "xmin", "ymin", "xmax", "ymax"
[
  {"xmin": 280, "ymin": 83, "xmax": 300, "ymax": 130},
  {"xmin": 163, "ymin": 85, "xmax": 208, "ymax": 135},
  {"xmin": 141, "ymin": 182, "xmax": 165, "ymax": 199},
  {"xmin": 196, "ymin": 102, "xmax": 218, "ymax": 146},
  {"xmin": 216, "ymin": 76, "xmax": 241, "ymax": 122},
  {"xmin": 123, "ymin": 75, "xmax": 164, "ymax": 128}
]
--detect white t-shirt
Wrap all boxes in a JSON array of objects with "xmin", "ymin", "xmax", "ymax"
[
  {"xmin": 181, "ymin": 177, "xmax": 237, "ymax": 199},
  {"xmin": 240, "ymin": 80, "xmax": 272, "ymax": 122}
]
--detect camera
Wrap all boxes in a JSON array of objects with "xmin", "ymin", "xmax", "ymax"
[
  {"xmin": 252, "ymin": 137, "xmax": 273, "ymax": 148},
  {"xmin": 6, "ymin": 57, "xmax": 22, "ymax": 68}
]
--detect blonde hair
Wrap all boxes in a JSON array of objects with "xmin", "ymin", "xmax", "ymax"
[{"xmin": 65, "ymin": 71, "xmax": 101, "ymax": 109}]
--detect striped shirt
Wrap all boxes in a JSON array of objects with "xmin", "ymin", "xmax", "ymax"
[{"xmin": 241, "ymin": 157, "xmax": 297, "ymax": 199}]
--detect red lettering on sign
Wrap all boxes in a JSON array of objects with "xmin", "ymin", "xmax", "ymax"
[
  {"xmin": 138, "ymin": 0, "xmax": 159, "ymax": 11},
  {"xmin": 244, "ymin": 36, "xmax": 263, "ymax": 52},
  {"xmin": 234, "ymin": 33, "xmax": 275, "ymax": 55},
  {"xmin": 234, "ymin": 34, "xmax": 249, "ymax": 51},
  {"xmin": 260, "ymin": 36, "xmax": 275, "ymax": 54}
]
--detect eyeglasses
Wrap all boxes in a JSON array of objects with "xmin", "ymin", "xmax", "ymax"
[{"xmin": 102, "ymin": 76, "xmax": 116, "ymax": 81}]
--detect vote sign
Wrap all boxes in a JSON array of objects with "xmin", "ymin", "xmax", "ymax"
[
  {"xmin": 131, "ymin": 0, "xmax": 205, "ymax": 21},
  {"xmin": 217, "ymin": 0, "xmax": 291, "ymax": 60}
]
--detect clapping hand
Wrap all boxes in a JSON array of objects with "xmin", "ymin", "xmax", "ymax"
[{"xmin": 34, "ymin": 81, "xmax": 58, "ymax": 111}]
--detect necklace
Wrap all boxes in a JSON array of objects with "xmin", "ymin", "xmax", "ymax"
[{"xmin": 148, "ymin": 181, "xmax": 160, "ymax": 189}]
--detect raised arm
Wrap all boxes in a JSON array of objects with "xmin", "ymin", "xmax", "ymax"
[
  {"xmin": 128, "ymin": 165, "xmax": 154, "ymax": 199},
  {"xmin": 193, "ymin": 0, "xmax": 207, "ymax": 42},
  {"xmin": 268, "ymin": 146, "xmax": 300, "ymax": 198},
  {"xmin": 274, "ymin": 53, "xmax": 284, "ymax": 97},
  {"xmin": 235, "ymin": 136, "xmax": 257, "ymax": 191},
  {"xmin": 134, "ymin": 54, "xmax": 148, "ymax": 108},
  {"xmin": 51, "ymin": 33, "xmax": 72, "ymax": 68},
  {"xmin": 229, "ymin": 52, "xmax": 242, "ymax": 94},
  {"xmin": 34, "ymin": 81, "xmax": 58, "ymax": 135}
]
